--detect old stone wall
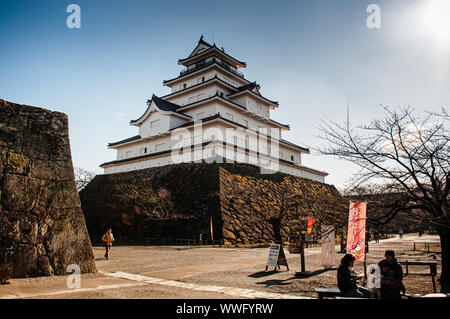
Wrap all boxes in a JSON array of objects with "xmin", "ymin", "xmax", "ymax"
[
  {"xmin": 80, "ymin": 163, "xmax": 222, "ymax": 242},
  {"xmin": 218, "ymin": 164, "xmax": 347, "ymax": 244},
  {"xmin": 80, "ymin": 162, "xmax": 346, "ymax": 245},
  {"xmin": 0, "ymin": 99, "xmax": 96, "ymax": 278}
]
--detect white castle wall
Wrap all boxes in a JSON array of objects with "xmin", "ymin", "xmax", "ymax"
[
  {"xmin": 168, "ymin": 67, "xmax": 247, "ymax": 94},
  {"xmin": 105, "ymin": 143, "xmax": 324, "ymax": 182}
]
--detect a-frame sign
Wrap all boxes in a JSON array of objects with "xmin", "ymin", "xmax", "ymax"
[{"xmin": 265, "ymin": 244, "xmax": 289, "ymax": 271}]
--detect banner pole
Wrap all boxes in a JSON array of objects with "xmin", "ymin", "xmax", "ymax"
[
  {"xmin": 363, "ymin": 259, "xmax": 367, "ymax": 286},
  {"xmin": 363, "ymin": 201, "xmax": 368, "ymax": 285},
  {"xmin": 210, "ymin": 217, "xmax": 214, "ymax": 243}
]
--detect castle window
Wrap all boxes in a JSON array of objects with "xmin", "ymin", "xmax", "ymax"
[
  {"xmin": 225, "ymin": 113, "xmax": 233, "ymax": 121},
  {"xmin": 193, "ymin": 135, "xmax": 202, "ymax": 145},
  {"xmin": 196, "ymin": 112, "xmax": 205, "ymax": 120},
  {"xmin": 150, "ymin": 119, "xmax": 160, "ymax": 128},
  {"xmin": 189, "ymin": 96, "xmax": 196, "ymax": 103},
  {"xmin": 155, "ymin": 143, "xmax": 165, "ymax": 152}
]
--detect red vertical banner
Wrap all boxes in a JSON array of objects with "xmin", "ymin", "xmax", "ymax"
[
  {"xmin": 210, "ymin": 217, "xmax": 214, "ymax": 242},
  {"xmin": 347, "ymin": 202, "xmax": 367, "ymax": 261},
  {"xmin": 307, "ymin": 217, "xmax": 315, "ymax": 235}
]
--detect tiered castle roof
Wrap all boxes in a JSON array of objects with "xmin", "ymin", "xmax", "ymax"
[{"xmin": 102, "ymin": 36, "xmax": 322, "ymax": 175}]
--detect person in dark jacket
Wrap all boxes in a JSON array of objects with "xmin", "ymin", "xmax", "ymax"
[
  {"xmin": 337, "ymin": 254, "xmax": 372, "ymax": 298},
  {"xmin": 378, "ymin": 250, "xmax": 405, "ymax": 299}
]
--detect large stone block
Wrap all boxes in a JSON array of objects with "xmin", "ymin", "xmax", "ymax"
[
  {"xmin": 30, "ymin": 158, "xmax": 75, "ymax": 181},
  {"xmin": 0, "ymin": 99, "xmax": 96, "ymax": 278},
  {"xmin": 1, "ymin": 173, "xmax": 41, "ymax": 212}
]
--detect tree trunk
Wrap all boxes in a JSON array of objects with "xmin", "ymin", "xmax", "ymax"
[
  {"xmin": 437, "ymin": 225, "xmax": 450, "ymax": 293},
  {"xmin": 269, "ymin": 217, "xmax": 282, "ymax": 244}
]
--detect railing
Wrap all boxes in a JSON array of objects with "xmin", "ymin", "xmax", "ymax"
[
  {"xmin": 92, "ymin": 237, "xmax": 273, "ymax": 248},
  {"xmin": 180, "ymin": 57, "xmax": 244, "ymax": 78},
  {"xmin": 413, "ymin": 241, "xmax": 441, "ymax": 253},
  {"xmin": 91, "ymin": 236, "xmax": 338, "ymax": 248}
]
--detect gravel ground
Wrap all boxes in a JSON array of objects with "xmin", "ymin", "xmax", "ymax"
[{"xmin": 0, "ymin": 233, "xmax": 441, "ymax": 299}]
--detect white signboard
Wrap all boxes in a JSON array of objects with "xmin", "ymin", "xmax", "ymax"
[
  {"xmin": 266, "ymin": 244, "xmax": 281, "ymax": 269},
  {"xmin": 321, "ymin": 225, "xmax": 336, "ymax": 269}
]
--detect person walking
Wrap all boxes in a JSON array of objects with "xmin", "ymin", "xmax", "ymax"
[
  {"xmin": 337, "ymin": 254, "xmax": 372, "ymax": 298},
  {"xmin": 374, "ymin": 230, "xmax": 380, "ymax": 243},
  {"xmin": 378, "ymin": 250, "xmax": 405, "ymax": 299},
  {"xmin": 0, "ymin": 262, "xmax": 10, "ymax": 285},
  {"xmin": 365, "ymin": 232, "xmax": 371, "ymax": 253},
  {"xmin": 102, "ymin": 228, "xmax": 115, "ymax": 260}
]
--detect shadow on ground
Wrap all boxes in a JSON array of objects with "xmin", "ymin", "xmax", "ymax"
[
  {"xmin": 294, "ymin": 268, "xmax": 337, "ymax": 278},
  {"xmin": 248, "ymin": 270, "xmax": 285, "ymax": 278},
  {"xmin": 255, "ymin": 278, "xmax": 294, "ymax": 288}
]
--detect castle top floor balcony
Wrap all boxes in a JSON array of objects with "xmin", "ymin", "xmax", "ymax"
[{"xmin": 180, "ymin": 57, "xmax": 244, "ymax": 78}]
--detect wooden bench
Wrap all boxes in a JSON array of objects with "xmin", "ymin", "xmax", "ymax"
[
  {"xmin": 400, "ymin": 260, "xmax": 438, "ymax": 276},
  {"xmin": 405, "ymin": 293, "xmax": 450, "ymax": 299},
  {"xmin": 314, "ymin": 288, "xmax": 341, "ymax": 299},
  {"xmin": 399, "ymin": 260, "xmax": 438, "ymax": 293}
]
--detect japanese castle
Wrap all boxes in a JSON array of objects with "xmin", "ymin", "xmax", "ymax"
[{"xmin": 100, "ymin": 36, "xmax": 328, "ymax": 182}]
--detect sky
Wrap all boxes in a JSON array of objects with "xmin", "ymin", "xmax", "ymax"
[{"xmin": 1, "ymin": 0, "xmax": 449, "ymax": 190}]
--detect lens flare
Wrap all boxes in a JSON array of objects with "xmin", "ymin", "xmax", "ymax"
[{"xmin": 424, "ymin": 0, "xmax": 450, "ymax": 46}]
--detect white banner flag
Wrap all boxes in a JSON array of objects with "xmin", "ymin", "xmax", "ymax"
[{"xmin": 321, "ymin": 225, "xmax": 336, "ymax": 269}]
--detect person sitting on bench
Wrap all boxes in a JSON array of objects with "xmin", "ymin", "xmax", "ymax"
[
  {"xmin": 378, "ymin": 250, "xmax": 405, "ymax": 299},
  {"xmin": 337, "ymin": 254, "xmax": 372, "ymax": 298}
]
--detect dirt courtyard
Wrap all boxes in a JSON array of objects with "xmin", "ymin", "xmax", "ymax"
[{"xmin": 0, "ymin": 233, "xmax": 442, "ymax": 299}]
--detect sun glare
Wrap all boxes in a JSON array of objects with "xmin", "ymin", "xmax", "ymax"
[{"xmin": 423, "ymin": 0, "xmax": 450, "ymax": 46}]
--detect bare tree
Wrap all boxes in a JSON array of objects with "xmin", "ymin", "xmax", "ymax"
[
  {"xmin": 317, "ymin": 106, "xmax": 449, "ymax": 292},
  {"xmin": 74, "ymin": 167, "xmax": 96, "ymax": 191},
  {"xmin": 262, "ymin": 176, "xmax": 347, "ymax": 242},
  {"xmin": 344, "ymin": 184, "xmax": 422, "ymax": 236}
]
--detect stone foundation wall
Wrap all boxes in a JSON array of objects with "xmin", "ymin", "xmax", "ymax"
[
  {"xmin": 81, "ymin": 163, "xmax": 346, "ymax": 244},
  {"xmin": 80, "ymin": 163, "xmax": 222, "ymax": 242},
  {"xmin": 0, "ymin": 99, "xmax": 96, "ymax": 278},
  {"xmin": 218, "ymin": 164, "xmax": 347, "ymax": 244}
]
